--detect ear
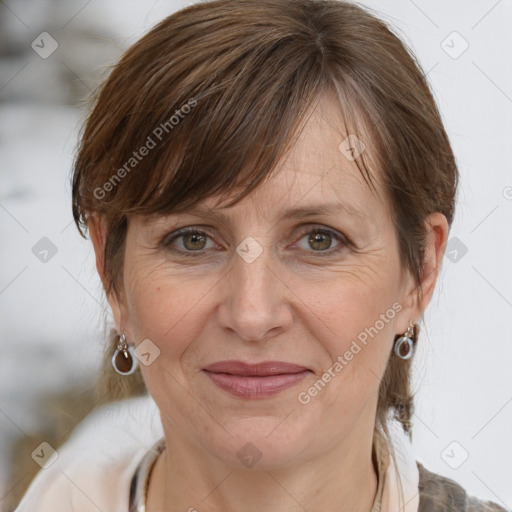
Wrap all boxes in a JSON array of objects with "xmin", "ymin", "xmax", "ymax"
[
  {"xmin": 397, "ymin": 212, "xmax": 450, "ymax": 332},
  {"xmin": 88, "ymin": 214, "xmax": 125, "ymax": 334}
]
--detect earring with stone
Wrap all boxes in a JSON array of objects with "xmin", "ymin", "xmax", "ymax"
[
  {"xmin": 112, "ymin": 333, "xmax": 138, "ymax": 375},
  {"xmin": 394, "ymin": 321, "xmax": 415, "ymax": 360}
]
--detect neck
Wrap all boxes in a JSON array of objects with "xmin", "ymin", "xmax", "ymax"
[{"xmin": 146, "ymin": 426, "xmax": 380, "ymax": 512}]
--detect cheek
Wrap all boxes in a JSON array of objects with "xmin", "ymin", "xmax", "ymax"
[
  {"xmin": 288, "ymin": 273, "xmax": 400, "ymax": 457},
  {"xmin": 293, "ymin": 264, "xmax": 400, "ymax": 404},
  {"xmin": 123, "ymin": 264, "xmax": 215, "ymax": 357}
]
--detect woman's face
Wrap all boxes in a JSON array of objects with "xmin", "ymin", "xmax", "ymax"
[{"xmin": 104, "ymin": 95, "xmax": 437, "ymax": 469}]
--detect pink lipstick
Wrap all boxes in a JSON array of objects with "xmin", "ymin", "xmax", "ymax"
[{"xmin": 202, "ymin": 360, "xmax": 311, "ymax": 399}]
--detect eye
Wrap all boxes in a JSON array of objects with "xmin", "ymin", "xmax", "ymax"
[
  {"xmin": 161, "ymin": 225, "xmax": 349, "ymax": 258},
  {"xmin": 162, "ymin": 227, "xmax": 217, "ymax": 256},
  {"xmin": 294, "ymin": 226, "xmax": 348, "ymax": 254}
]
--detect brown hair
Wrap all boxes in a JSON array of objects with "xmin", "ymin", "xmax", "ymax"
[{"xmin": 71, "ymin": 0, "xmax": 458, "ymax": 465}]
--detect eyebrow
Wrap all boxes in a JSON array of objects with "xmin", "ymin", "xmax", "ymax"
[
  {"xmin": 278, "ymin": 202, "xmax": 366, "ymax": 221},
  {"xmin": 175, "ymin": 201, "xmax": 366, "ymax": 224}
]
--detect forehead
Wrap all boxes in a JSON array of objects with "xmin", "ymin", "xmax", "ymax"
[
  {"xmin": 210, "ymin": 94, "xmax": 385, "ymax": 217},
  {"xmin": 141, "ymin": 93, "xmax": 389, "ymax": 227}
]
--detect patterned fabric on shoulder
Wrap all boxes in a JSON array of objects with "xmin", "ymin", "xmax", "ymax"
[{"xmin": 417, "ymin": 462, "xmax": 509, "ymax": 512}]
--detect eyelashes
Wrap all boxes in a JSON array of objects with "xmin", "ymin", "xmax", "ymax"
[
  {"xmin": 293, "ymin": 227, "xmax": 348, "ymax": 254},
  {"xmin": 163, "ymin": 227, "xmax": 218, "ymax": 256},
  {"xmin": 161, "ymin": 224, "xmax": 350, "ymax": 258}
]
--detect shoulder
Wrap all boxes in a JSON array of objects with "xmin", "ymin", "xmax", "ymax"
[
  {"xmin": 14, "ymin": 446, "xmax": 145, "ymax": 512},
  {"xmin": 417, "ymin": 462, "xmax": 510, "ymax": 512},
  {"xmin": 14, "ymin": 395, "xmax": 163, "ymax": 512}
]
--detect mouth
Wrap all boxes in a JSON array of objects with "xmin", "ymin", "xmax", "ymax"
[{"xmin": 202, "ymin": 360, "xmax": 312, "ymax": 399}]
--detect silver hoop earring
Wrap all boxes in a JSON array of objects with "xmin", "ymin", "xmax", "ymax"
[
  {"xmin": 112, "ymin": 334, "xmax": 138, "ymax": 375},
  {"xmin": 394, "ymin": 321, "xmax": 415, "ymax": 360}
]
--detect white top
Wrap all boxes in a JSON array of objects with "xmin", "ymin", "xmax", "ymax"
[
  {"xmin": 14, "ymin": 395, "xmax": 420, "ymax": 512},
  {"xmin": 15, "ymin": 395, "xmax": 164, "ymax": 512}
]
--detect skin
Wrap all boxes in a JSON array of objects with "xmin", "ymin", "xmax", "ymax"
[{"xmin": 89, "ymin": 93, "xmax": 449, "ymax": 512}]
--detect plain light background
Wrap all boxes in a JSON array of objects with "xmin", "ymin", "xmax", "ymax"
[{"xmin": 1, "ymin": 0, "xmax": 511, "ymax": 508}]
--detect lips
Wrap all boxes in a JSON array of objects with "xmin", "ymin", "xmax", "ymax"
[
  {"xmin": 202, "ymin": 360, "xmax": 312, "ymax": 399},
  {"xmin": 203, "ymin": 360, "xmax": 310, "ymax": 376}
]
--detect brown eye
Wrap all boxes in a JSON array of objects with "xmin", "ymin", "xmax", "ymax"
[
  {"xmin": 182, "ymin": 232, "xmax": 207, "ymax": 251},
  {"xmin": 308, "ymin": 232, "xmax": 333, "ymax": 251},
  {"xmin": 163, "ymin": 227, "xmax": 217, "ymax": 256},
  {"xmin": 294, "ymin": 226, "xmax": 348, "ymax": 255}
]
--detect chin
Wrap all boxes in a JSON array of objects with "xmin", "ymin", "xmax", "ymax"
[{"xmin": 203, "ymin": 417, "xmax": 314, "ymax": 470}]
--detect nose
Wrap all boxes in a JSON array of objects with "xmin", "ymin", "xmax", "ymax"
[{"xmin": 217, "ymin": 243, "xmax": 293, "ymax": 343}]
